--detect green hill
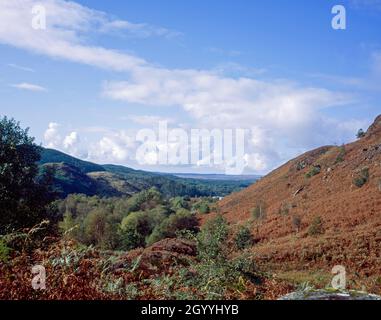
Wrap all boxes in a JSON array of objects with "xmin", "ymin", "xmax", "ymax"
[
  {"xmin": 38, "ymin": 148, "xmax": 258, "ymax": 199},
  {"xmin": 40, "ymin": 148, "xmax": 105, "ymax": 173},
  {"xmin": 40, "ymin": 163, "xmax": 98, "ymax": 197}
]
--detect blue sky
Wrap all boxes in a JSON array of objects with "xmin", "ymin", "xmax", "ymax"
[{"xmin": 0, "ymin": 0, "xmax": 380, "ymax": 174}]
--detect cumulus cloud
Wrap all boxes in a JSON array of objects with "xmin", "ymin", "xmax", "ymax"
[
  {"xmin": 4, "ymin": 0, "xmax": 363, "ymax": 173},
  {"xmin": 63, "ymin": 131, "xmax": 79, "ymax": 148},
  {"xmin": 44, "ymin": 124, "xmax": 86, "ymax": 157},
  {"xmin": 44, "ymin": 122, "xmax": 61, "ymax": 148},
  {"xmin": 43, "ymin": 122, "xmax": 137, "ymax": 164},
  {"xmin": 103, "ymin": 69, "xmax": 351, "ymax": 128},
  {"xmin": 0, "ymin": 0, "xmax": 152, "ymax": 72},
  {"xmin": 89, "ymin": 131, "xmax": 136, "ymax": 163},
  {"xmin": 103, "ymin": 67, "xmax": 354, "ymax": 172},
  {"xmin": 10, "ymin": 82, "xmax": 47, "ymax": 92}
]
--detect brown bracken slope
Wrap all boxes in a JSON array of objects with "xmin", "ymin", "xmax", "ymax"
[{"xmin": 218, "ymin": 115, "xmax": 381, "ymax": 289}]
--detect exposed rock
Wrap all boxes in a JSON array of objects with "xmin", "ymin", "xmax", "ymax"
[
  {"xmin": 279, "ymin": 289, "xmax": 381, "ymax": 300},
  {"xmin": 149, "ymin": 238, "xmax": 197, "ymax": 256},
  {"xmin": 112, "ymin": 238, "xmax": 197, "ymax": 276},
  {"xmin": 293, "ymin": 186, "xmax": 304, "ymax": 197},
  {"xmin": 366, "ymin": 114, "xmax": 381, "ymax": 138}
]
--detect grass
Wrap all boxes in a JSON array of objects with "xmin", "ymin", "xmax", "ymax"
[{"xmin": 275, "ymin": 270, "xmax": 332, "ymax": 289}]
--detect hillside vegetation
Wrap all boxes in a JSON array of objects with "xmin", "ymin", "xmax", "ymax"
[
  {"xmin": 216, "ymin": 115, "xmax": 381, "ymax": 293},
  {"xmin": 2, "ymin": 116, "xmax": 283, "ymax": 300},
  {"xmin": 2, "ymin": 115, "xmax": 381, "ymax": 299},
  {"xmin": 39, "ymin": 149, "xmax": 258, "ymax": 199}
]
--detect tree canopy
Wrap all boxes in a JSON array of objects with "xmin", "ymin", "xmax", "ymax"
[{"xmin": 0, "ymin": 116, "xmax": 53, "ymax": 233}]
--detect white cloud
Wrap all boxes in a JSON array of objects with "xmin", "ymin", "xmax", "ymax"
[
  {"xmin": 128, "ymin": 115, "xmax": 175, "ymax": 126},
  {"xmin": 10, "ymin": 82, "xmax": 47, "ymax": 92},
  {"xmin": 44, "ymin": 124, "xmax": 85, "ymax": 157},
  {"xmin": 7, "ymin": 63, "xmax": 35, "ymax": 72},
  {"xmin": 43, "ymin": 122, "xmax": 137, "ymax": 164},
  {"xmin": 3, "ymin": 0, "xmax": 363, "ymax": 173},
  {"xmin": 0, "ymin": 0, "xmax": 178, "ymax": 72},
  {"xmin": 44, "ymin": 122, "xmax": 61, "ymax": 148},
  {"xmin": 89, "ymin": 131, "xmax": 136, "ymax": 163},
  {"xmin": 103, "ymin": 67, "xmax": 354, "ymax": 172},
  {"xmin": 63, "ymin": 131, "xmax": 79, "ymax": 149},
  {"xmin": 100, "ymin": 20, "xmax": 182, "ymax": 39},
  {"xmin": 244, "ymin": 153, "xmax": 268, "ymax": 172}
]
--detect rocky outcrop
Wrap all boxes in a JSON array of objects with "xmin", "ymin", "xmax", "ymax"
[
  {"xmin": 112, "ymin": 238, "xmax": 197, "ymax": 277},
  {"xmin": 279, "ymin": 289, "xmax": 381, "ymax": 300},
  {"xmin": 366, "ymin": 114, "xmax": 381, "ymax": 139}
]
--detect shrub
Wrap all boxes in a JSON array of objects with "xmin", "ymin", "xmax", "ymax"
[
  {"xmin": 356, "ymin": 128, "xmax": 365, "ymax": 139},
  {"xmin": 278, "ymin": 203, "xmax": 290, "ymax": 216},
  {"xmin": 292, "ymin": 215, "xmax": 302, "ymax": 232},
  {"xmin": 197, "ymin": 215, "xmax": 229, "ymax": 262},
  {"xmin": 335, "ymin": 145, "xmax": 346, "ymax": 164},
  {"xmin": 251, "ymin": 202, "xmax": 266, "ymax": 220},
  {"xmin": 124, "ymin": 187, "xmax": 164, "ymax": 213},
  {"xmin": 83, "ymin": 209, "xmax": 108, "ymax": 246},
  {"xmin": 296, "ymin": 160, "xmax": 307, "ymax": 171},
  {"xmin": 170, "ymin": 197, "xmax": 190, "ymax": 211},
  {"xmin": 147, "ymin": 209, "xmax": 199, "ymax": 245},
  {"xmin": 59, "ymin": 212, "xmax": 80, "ymax": 242},
  {"xmin": 0, "ymin": 239, "xmax": 11, "ymax": 263},
  {"xmin": 198, "ymin": 202, "xmax": 210, "ymax": 214},
  {"xmin": 353, "ymin": 167, "xmax": 369, "ymax": 188},
  {"xmin": 87, "ymin": 210, "xmax": 121, "ymax": 250},
  {"xmin": 308, "ymin": 216, "xmax": 324, "ymax": 236},
  {"xmin": 192, "ymin": 200, "xmax": 211, "ymax": 214},
  {"xmin": 234, "ymin": 225, "xmax": 253, "ymax": 250},
  {"xmin": 175, "ymin": 215, "xmax": 259, "ymax": 299},
  {"xmin": 305, "ymin": 165, "xmax": 321, "ymax": 178},
  {"xmin": 119, "ymin": 211, "xmax": 159, "ymax": 250}
]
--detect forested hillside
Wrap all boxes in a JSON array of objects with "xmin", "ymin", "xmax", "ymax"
[{"xmin": 39, "ymin": 149, "xmax": 258, "ymax": 198}]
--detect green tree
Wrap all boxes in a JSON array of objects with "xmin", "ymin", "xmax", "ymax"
[
  {"xmin": 0, "ymin": 116, "xmax": 54, "ymax": 233},
  {"xmin": 198, "ymin": 202, "xmax": 210, "ymax": 214},
  {"xmin": 170, "ymin": 197, "xmax": 190, "ymax": 211},
  {"xmin": 356, "ymin": 128, "xmax": 366, "ymax": 139},
  {"xmin": 119, "ymin": 211, "xmax": 159, "ymax": 250},
  {"xmin": 197, "ymin": 214, "xmax": 229, "ymax": 262},
  {"xmin": 234, "ymin": 225, "xmax": 253, "ymax": 250},
  {"xmin": 82, "ymin": 208, "xmax": 121, "ymax": 249},
  {"xmin": 147, "ymin": 209, "xmax": 199, "ymax": 245}
]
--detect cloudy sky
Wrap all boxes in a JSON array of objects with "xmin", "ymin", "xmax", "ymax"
[{"xmin": 0, "ymin": 0, "xmax": 380, "ymax": 174}]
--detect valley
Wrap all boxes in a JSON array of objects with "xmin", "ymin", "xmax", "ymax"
[{"xmin": 2, "ymin": 115, "xmax": 381, "ymax": 299}]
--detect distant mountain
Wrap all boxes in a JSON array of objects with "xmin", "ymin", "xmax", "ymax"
[
  {"xmin": 40, "ymin": 162, "xmax": 99, "ymax": 197},
  {"xmin": 40, "ymin": 148, "xmax": 105, "ymax": 173},
  {"xmin": 38, "ymin": 148, "xmax": 258, "ymax": 199},
  {"xmin": 173, "ymin": 173, "xmax": 261, "ymax": 181}
]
